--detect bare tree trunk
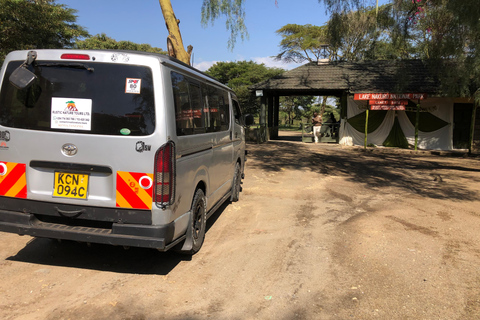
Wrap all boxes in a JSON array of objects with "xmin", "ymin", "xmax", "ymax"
[
  {"xmin": 320, "ymin": 96, "xmax": 328, "ymax": 117},
  {"xmin": 159, "ymin": 0, "xmax": 193, "ymax": 65}
]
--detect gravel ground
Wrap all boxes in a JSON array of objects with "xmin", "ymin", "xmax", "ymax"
[{"xmin": 1, "ymin": 131, "xmax": 480, "ymax": 320}]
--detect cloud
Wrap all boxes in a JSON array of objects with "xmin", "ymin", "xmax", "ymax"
[
  {"xmin": 193, "ymin": 60, "xmax": 219, "ymax": 71},
  {"xmin": 193, "ymin": 56, "xmax": 304, "ymax": 72},
  {"xmin": 251, "ymin": 56, "xmax": 303, "ymax": 70}
]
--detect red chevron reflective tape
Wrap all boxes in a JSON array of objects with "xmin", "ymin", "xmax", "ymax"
[
  {"xmin": 116, "ymin": 171, "xmax": 153, "ymax": 209},
  {"xmin": 0, "ymin": 162, "xmax": 27, "ymax": 198}
]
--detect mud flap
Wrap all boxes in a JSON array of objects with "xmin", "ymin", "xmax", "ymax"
[{"xmin": 179, "ymin": 210, "xmax": 193, "ymax": 252}]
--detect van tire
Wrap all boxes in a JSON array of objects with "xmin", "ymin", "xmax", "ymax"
[
  {"xmin": 231, "ymin": 162, "xmax": 242, "ymax": 202},
  {"xmin": 177, "ymin": 188, "xmax": 207, "ymax": 255}
]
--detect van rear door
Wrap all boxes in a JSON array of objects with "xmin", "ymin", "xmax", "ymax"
[{"xmin": 0, "ymin": 52, "xmax": 157, "ymax": 211}]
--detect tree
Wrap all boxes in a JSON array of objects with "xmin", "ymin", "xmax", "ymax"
[
  {"xmin": 159, "ymin": 0, "xmax": 193, "ymax": 64},
  {"xmin": 0, "ymin": 0, "xmax": 89, "ymax": 64},
  {"xmin": 275, "ymin": 5, "xmax": 406, "ymax": 63},
  {"xmin": 159, "ymin": 0, "xmax": 248, "ymax": 65},
  {"xmin": 280, "ymin": 96, "xmax": 316, "ymax": 125},
  {"xmin": 390, "ymin": 0, "xmax": 479, "ymax": 98},
  {"xmin": 205, "ymin": 61, "xmax": 284, "ymax": 115},
  {"xmin": 326, "ymin": 5, "xmax": 394, "ymax": 61},
  {"xmin": 76, "ymin": 33, "xmax": 167, "ymax": 54},
  {"xmin": 319, "ymin": 0, "xmax": 480, "ymax": 99},
  {"xmin": 275, "ymin": 24, "xmax": 329, "ymax": 63},
  {"xmin": 275, "ymin": 23, "xmax": 345, "ymax": 122}
]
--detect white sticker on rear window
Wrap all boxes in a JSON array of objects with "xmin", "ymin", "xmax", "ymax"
[
  {"xmin": 125, "ymin": 78, "xmax": 142, "ymax": 94},
  {"xmin": 51, "ymin": 98, "xmax": 92, "ymax": 131}
]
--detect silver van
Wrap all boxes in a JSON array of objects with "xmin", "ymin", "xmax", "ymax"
[{"xmin": 0, "ymin": 49, "xmax": 252, "ymax": 254}]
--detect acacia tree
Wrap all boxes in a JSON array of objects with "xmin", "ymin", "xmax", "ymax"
[
  {"xmin": 327, "ymin": 5, "xmax": 393, "ymax": 61},
  {"xmin": 275, "ymin": 24, "xmax": 329, "ymax": 63},
  {"xmin": 158, "ymin": 0, "xmax": 248, "ymax": 65},
  {"xmin": 274, "ymin": 24, "xmax": 335, "ymax": 120}
]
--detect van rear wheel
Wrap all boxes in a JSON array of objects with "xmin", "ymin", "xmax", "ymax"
[
  {"xmin": 231, "ymin": 162, "xmax": 241, "ymax": 202},
  {"xmin": 177, "ymin": 188, "xmax": 207, "ymax": 255}
]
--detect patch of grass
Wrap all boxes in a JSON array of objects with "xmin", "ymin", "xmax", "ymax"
[{"xmin": 279, "ymin": 125, "xmax": 302, "ymax": 132}]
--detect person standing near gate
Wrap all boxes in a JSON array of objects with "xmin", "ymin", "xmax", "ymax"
[{"xmin": 312, "ymin": 112, "xmax": 323, "ymax": 143}]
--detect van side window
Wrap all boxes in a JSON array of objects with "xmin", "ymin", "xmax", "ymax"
[
  {"xmin": 189, "ymin": 83, "xmax": 206, "ymax": 134},
  {"xmin": 205, "ymin": 86, "xmax": 229, "ymax": 132},
  {"xmin": 171, "ymin": 71, "xmax": 207, "ymax": 136},
  {"xmin": 232, "ymin": 99, "xmax": 242, "ymax": 125},
  {"xmin": 171, "ymin": 72, "xmax": 190, "ymax": 135},
  {"xmin": 171, "ymin": 71, "xmax": 230, "ymax": 135}
]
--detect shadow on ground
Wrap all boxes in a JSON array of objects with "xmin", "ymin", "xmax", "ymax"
[
  {"xmin": 6, "ymin": 204, "xmax": 230, "ymax": 275},
  {"xmin": 247, "ymin": 140, "xmax": 480, "ymax": 201}
]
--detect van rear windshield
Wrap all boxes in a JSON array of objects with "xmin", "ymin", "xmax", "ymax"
[{"xmin": 0, "ymin": 61, "xmax": 155, "ymax": 136}]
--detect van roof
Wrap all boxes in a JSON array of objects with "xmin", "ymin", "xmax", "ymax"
[{"xmin": 5, "ymin": 49, "xmax": 233, "ymax": 93}]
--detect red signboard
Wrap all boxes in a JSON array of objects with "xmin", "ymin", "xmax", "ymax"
[
  {"xmin": 370, "ymin": 105, "xmax": 406, "ymax": 111},
  {"xmin": 354, "ymin": 93, "xmax": 427, "ymax": 100},
  {"xmin": 369, "ymin": 100, "xmax": 408, "ymax": 105}
]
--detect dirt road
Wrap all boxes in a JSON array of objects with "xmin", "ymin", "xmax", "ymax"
[{"xmin": 1, "ymin": 132, "xmax": 480, "ymax": 320}]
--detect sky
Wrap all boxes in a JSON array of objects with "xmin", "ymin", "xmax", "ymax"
[{"xmin": 58, "ymin": 0, "xmax": 379, "ymax": 71}]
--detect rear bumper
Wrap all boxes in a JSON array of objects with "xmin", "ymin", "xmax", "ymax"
[{"xmin": 0, "ymin": 210, "xmax": 179, "ymax": 250}]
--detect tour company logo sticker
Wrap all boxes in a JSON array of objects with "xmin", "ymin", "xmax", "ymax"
[
  {"xmin": 51, "ymin": 97, "xmax": 92, "ymax": 131},
  {"xmin": 65, "ymin": 101, "xmax": 78, "ymax": 111}
]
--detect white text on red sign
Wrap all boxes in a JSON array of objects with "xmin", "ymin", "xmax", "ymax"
[
  {"xmin": 354, "ymin": 93, "xmax": 427, "ymax": 100},
  {"xmin": 369, "ymin": 100, "xmax": 408, "ymax": 105},
  {"xmin": 370, "ymin": 105, "xmax": 406, "ymax": 111}
]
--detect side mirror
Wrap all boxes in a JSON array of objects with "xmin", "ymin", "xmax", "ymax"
[
  {"xmin": 9, "ymin": 66, "xmax": 37, "ymax": 90},
  {"xmin": 243, "ymin": 114, "xmax": 254, "ymax": 126}
]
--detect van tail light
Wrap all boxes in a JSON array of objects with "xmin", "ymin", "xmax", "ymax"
[
  {"xmin": 60, "ymin": 54, "xmax": 90, "ymax": 60},
  {"xmin": 154, "ymin": 141, "xmax": 176, "ymax": 208}
]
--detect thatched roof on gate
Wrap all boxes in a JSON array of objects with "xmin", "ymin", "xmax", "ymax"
[{"xmin": 250, "ymin": 59, "xmax": 441, "ymax": 96}]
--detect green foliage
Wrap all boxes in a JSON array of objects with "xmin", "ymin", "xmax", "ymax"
[
  {"xmin": 275, "ymin": 5, "xmax": 405, "ymax": 62},
  {"xmin": 275, "ymin": 24, "xmax": 329, "ymax": 63},
  {"xmin": 76, "ymin": 34, "xmax": 167, "ymax": 54},
  {"xmin": 318, "ymin": 0, "xmax": 480, "ymax": 99},
  {"xmin": 280, "ymin": 96, "xmax": 316, "ymax": 125},
  {"xmin": 205, "ymin": 61, "xmax": 284, "ymax": 114},
  {"xmin": 390, "ymin": 0, "xmax": 480, "ymax": 98},
  {"xmin": 309, "ymin": 101, "xmax": 340, "ymax": 122},
  {"xmin": 327, "ymin": 5, "xmax": 401, "ymax": 61},
  {"xmin": 201, "ymin": 0, "xmax": 248, "ymax": 50},
  {"xmin": 0, "ymin": 0, "xmax": 89, "ymax": 64}
]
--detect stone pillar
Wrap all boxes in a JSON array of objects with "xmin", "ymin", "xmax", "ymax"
[
  {"xmin": 472, "ymin": 102, "xmax": 479, "ymax": 153},
  {"xmin": 267, "ymin": 95, "xmax": 274, "ymax": 140},
  {"xmin": 272, "ymin": 95, "xmax": 280, "ymax": 139},
  {"xmin": 259, "ymin": 96, "xmax": 267, "ymax": 143}
]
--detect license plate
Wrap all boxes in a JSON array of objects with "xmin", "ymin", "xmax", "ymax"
[{"xmin": 53, "ymin": 172, "xmax": 89, "ymax": 199}]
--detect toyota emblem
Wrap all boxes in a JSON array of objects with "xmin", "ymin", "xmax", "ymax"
[{"xmin": 61, "ymin": 143, "xmax": 78, "ymax": 156}]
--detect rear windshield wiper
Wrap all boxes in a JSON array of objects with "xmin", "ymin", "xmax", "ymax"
[{"xmin": 35, "ymin": 62, "xmax": 94, "ymax": 72}]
